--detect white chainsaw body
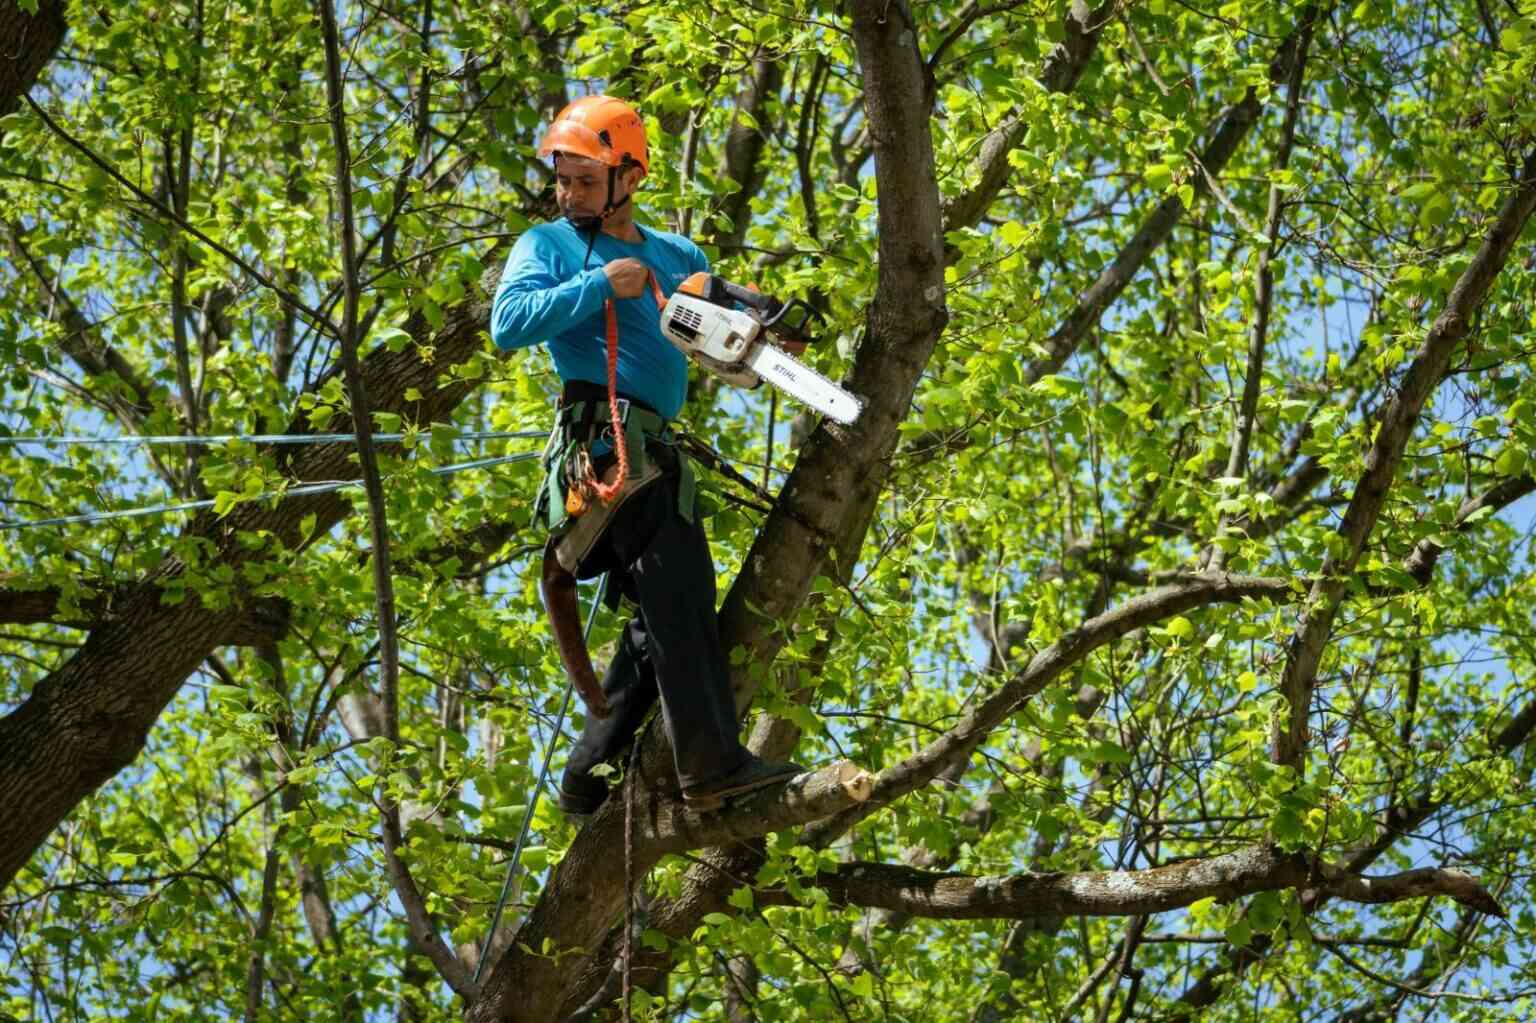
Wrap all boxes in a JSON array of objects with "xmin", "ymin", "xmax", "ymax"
[
  {"xmin": 659, "ymin": 292, "xmax": 863, "ymax": 424},
  {"xmin": 660, "ymin": 295, "xmax": 764, "ymax": 389}
]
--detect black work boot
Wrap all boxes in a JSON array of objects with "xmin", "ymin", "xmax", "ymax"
[
  {"xmin": 556, "ymin": 768, "xmax": 610, "ymax": 817},
  {"xmin": 681, "ymin": 756, "xmax": 804, "ymax": 812}
]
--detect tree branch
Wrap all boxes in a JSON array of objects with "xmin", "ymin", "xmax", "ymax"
[
  {"xmin": 753, "ymin": 848, "xmax": 1504, "ymax": 920},
  {"xmin": 316, "ymin": 0, "xmax": 474, "ymax": 1000},
  {"xmin": 940, "ymin": 0, "xmax": 1118, "ymax": 235},
  {"xmin": 1210, "ymin": 10, "xmax": 1314, "ymax": 570},
  {"xmin": 802, "ymin": 573, "xmax": 1299, "ymax": 847},
  {"xmin": 1272, "ymin": 146, "xmax": 1536, "ymax": 768},
  {"xmin": 1024, "ymin": 6, "xmax": 1324, "ymax": 387}
]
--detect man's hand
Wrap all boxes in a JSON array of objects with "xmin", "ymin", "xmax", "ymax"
[{"xmin": 603, "ymin": 258, "xmax": 649, "ymax": 298}]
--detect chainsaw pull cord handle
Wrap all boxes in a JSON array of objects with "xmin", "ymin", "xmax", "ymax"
[{"xmin": 592, "ymin": 272, "xmax": 666, "ymax": 505}]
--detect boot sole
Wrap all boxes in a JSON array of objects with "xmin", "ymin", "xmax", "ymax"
[{"xmin": 682, "ymin": 765, "xmax": 801, "ymax": 812}]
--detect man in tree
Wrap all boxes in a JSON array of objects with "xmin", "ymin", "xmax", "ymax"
[{"xmin": 490, "ymin": 95, "xmax": 801, "ymax": 815}]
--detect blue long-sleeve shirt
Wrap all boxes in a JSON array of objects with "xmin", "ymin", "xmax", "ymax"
[{"xmin": 490, "ymin": 219, "xmax": 709, "ymax": 420}]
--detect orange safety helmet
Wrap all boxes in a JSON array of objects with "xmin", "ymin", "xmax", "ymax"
[{"xmin": 538, "ymin": 95, "xmax": 649, "ymax": 176}]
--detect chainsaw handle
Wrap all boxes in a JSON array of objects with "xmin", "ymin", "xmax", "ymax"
[
  {"xmin": 719, "ymin": 280, "xmax": 823, "ymax": 344},
  {"xmin": 760, "ymin": 297, "xmax": 821, "ymax": 345}
]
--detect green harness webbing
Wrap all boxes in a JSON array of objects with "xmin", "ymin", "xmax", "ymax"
[{"xmin": 537, "ymin": 399, "xmax": 696, "ymax": 536}]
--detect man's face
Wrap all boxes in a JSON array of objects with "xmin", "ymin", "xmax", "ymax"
[
  {"xmin": 554, "ymin": 155, "xmax": 639, "ymax": 219},
  {"xmin": 554, "ymin": 155, "xmax": 609, "ymax": 219}
]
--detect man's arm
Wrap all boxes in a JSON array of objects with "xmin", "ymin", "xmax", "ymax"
[{"xmin": 490, "ymin": 233, "xmax": 616, "ymax": 350}]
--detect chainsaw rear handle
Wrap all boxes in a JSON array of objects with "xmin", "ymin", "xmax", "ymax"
[{"xmin": 677, "ymin": 272, "xmax": 824, "ymax": 346}]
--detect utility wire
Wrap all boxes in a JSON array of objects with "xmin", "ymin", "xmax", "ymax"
[
  {"xmin": 0, "ymin": 430, "xmax": 546, "ymax": 447},
  {"xmin": 0, "ymin": 451, "xmax": 538, "ymax": 532}
]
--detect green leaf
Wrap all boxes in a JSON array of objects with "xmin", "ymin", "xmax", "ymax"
[
  {"xmin": 41, "ymin": 926, "xmax": 76, "ymax": 947},
  {"xmin": 1090, "ymin": 741, "xmax": 1133, "ymax": 765},
  {"xmin": 1419, "ymin": 193, "xmax": 1453, "ymax": 229},
  {"xmin": 375, "ymin": 326, "xmax": 412, "ymax": 353},
  {"xmin": 1224, "ymin": 917, "xmax": 1254, "ymax": 948},
  {"xmin": 1494, "ymin": 445, "xmax": 1528, "ymax": 477},
  {"xmin": 998, "ymin": 221, "xmax": 1029, "ymax": 247}
]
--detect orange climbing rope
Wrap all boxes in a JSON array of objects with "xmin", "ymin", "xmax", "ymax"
[{"xmin": 592, "ymin": 271, "xmax": 666, "ymax": 505}]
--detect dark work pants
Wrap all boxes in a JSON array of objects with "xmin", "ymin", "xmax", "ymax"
[{"xmin": 564, "ymin": 448, "xmax": 748, "ymax": 791}]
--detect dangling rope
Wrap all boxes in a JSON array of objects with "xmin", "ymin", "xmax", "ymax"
[
  {"xmin": 622, "ymin": 736, "xmax": 642, "ymax": 1023},
  {"xmin": 473, "ymin": 571, "xmax": 609, "ymax": 986}
]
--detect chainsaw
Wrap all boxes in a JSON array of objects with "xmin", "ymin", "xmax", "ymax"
[{"xmin": 659, "ymin": 273, "xmax": 864, "ymax": 425}]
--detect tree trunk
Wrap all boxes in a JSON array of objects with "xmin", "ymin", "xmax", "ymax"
[{"xmin": 0, "ymin": 0, "xmax": 66, "ymax": 118}]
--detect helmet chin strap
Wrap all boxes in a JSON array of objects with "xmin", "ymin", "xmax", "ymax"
[{"xmin": 567, "ymin": 163, "xmax": 633, "ymax": 266}]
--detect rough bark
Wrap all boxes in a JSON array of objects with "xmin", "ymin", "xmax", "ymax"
[
  {"xmin": 0, "ymin": 0, "xmax": 65, "ymax": 118},
  {"xmin": 469, "ymin": 764, "xmax": 871, "ymax": 1021}
]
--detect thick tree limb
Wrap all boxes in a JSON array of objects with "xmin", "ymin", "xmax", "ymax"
[
  {"xmin": 802, "ymin": 573, "xmax": 1298, "ymax": 847},
  {"xmin": 1401, "ymin": 474, "xmax": 1536, "ymax": 585},
  {"xmin": 1272, "ymin": 146, "xmax": 1536, "ymax": 768},
  {"xmin": 752, "ymin": 848, "xmax": 1504, "ymax": 921},
  {"xmin": 468, "ymin": 763, "xmax": 871, "ymax": 1022}
]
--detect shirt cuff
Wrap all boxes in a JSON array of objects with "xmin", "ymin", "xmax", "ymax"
[{"xmin": 590, "ymin": 266, "xmax": 615, "ymax": 302}]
